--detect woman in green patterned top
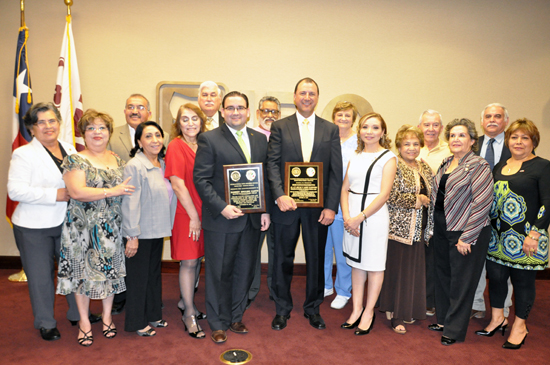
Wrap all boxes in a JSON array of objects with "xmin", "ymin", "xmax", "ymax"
[{"xmin": 476, "ymin": 119, "xmax": 550, "ymax": 350}]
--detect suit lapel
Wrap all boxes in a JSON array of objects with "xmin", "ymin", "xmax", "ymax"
[
  {"xmin": 221, "ymin": 124, "xmax": 247, "ymax": 163},
  {"xmin": 247, "ymin": 127, "xmax": 258, "ymax": 163},
  {"xmin": 119, "ymin": 126, "xmax": 133, "ymax": 155},
  {"xmin": 311, "ymin": 115, "xmax": 324, "ymax": 160},
  {"xmin": 285, "ymin": 114, "xmax": 303, "ymax": 161}
]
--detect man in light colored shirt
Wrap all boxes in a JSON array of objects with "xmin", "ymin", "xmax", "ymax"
[
  {"xmin": 417, "ymin": 109, "xmax": 451, "ymax": 317},
  {"xmin": 198, "ymin": 81, "xmax": 223, "ymax": 131},
  {"xmin": 248, "ymin": 96, "xmax": 281, "ymax": 307},
  {"xmin": 471, "ymin": 103, "xmax": 513, "ymax": 320}
]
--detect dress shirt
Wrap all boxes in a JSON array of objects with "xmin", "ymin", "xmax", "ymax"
[
  {"xmin": 479, "ymin": 132, "xmax": 505, "ymax": 162},
  {"xmin": 418, "ymin": 139, "xmax": 452, "ymax": 173},
  {"xmin": 296, "ymin": 112, "xmax": 315, "ymax": 150},
  {"xmin": 128, "ymin": 124, "xmax": 136, "ymax": 148},
  {"xmin": 253, "ymin": 126, "xmax": 271, "ymax": 140},
  {"xmin": 226, "ymin": 124, "xmax": 251, "ymax": 157}
]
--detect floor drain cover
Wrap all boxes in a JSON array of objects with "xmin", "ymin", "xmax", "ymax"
[{"xmin": 220, "ymin": 349, "xmax": 252, "ymax": 364}]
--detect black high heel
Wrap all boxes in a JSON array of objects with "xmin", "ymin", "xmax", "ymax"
[
  {"xmin": 355, "ymin": 312, "xmax": 376, "ymax": 335},
  {"xmin": 475, "ymin": 319, "xmax": 508, "ymax": 337},
  {"xmin": 341, "ymin": 308, "xmax": 364, "ymax": 329},
  {"xmin": 178, "ymin": 306, "xmax": 207, "ymax": 320},
  {"xmin": 503, "ymin": 329, "xmax": 529, "ymax": 350}
]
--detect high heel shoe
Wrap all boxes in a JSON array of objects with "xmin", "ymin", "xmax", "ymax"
[
  {"xmin": 341, "ymin": 308, "xmax": 364, "ymax": 329},
  {"xmin": 475, "ymin": 319, "xmax": 507, "ymax": 337},
  {"xmin": 178, "ymin": 306, "xmax": 207, "ymax": 320},
  {"xmin": 503, "ymin": 329, "xmax": 529, "ymax": 350},
  {"xmin": 183, "ymin": 315, "xmax": 205, "ymax": 339},
  {"xmin": 77, "ymin": 327, "xmax": 93, "ymax": 347},
  {"xmin": 355, "ymin": 312, "xmax": 376, "ymax": 335}
]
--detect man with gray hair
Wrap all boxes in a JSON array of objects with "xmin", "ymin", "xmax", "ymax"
[
  {"xmin": 247, "ymin": 96, "xmax": 281, "ymax": 307},
  {"xmin": 471, "ymin": 103, "xmax": 513, "ymax": 320},
  {"xmin": 198, "ymin": 81, "xmax": 223, "ymax": 131},
  {"xmin": 418, "ymin": 109, "xmax": 450, "ymax": 317}
]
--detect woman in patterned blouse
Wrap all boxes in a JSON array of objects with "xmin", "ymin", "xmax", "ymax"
[{"xmin": 476, "ymin": 119, "xmax": 550, "ymax": 349}]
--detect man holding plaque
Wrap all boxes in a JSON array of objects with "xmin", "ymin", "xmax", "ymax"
[
  {"xmin": 194, "ymin": 91, "xmax": 271, "ymax": 344},
  {"xmin": 267, "ymin": 78, "xmax": 342, "ymax": 330}
]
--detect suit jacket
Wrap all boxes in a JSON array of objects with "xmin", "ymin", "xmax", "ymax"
[
  {"xmin": 8, "ymin": 138, "xmax": 77, "ymax": 229},
  {"xmin": 477, "ymin": 135, "xmax": 511, "ymax": 164},
  {"xmin": 266, "ymin": 113, "xmax": 342, "ymax": 224},
  {"xmin": 108, "ymin": 124, "xmax": 133, "ymax": 162},
  {"xmin": 193, "ymin": 124, "xmax": 271, "ymax": 233}
]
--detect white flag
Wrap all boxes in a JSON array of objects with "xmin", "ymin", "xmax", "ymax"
[{"xmin": 54, "ymin": 15, "xmax": 84, "ymax": 151}]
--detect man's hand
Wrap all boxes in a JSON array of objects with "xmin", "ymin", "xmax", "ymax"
[
  {"xmin": 261, "ymin": 213, "xmax": 270, "ymax": 231},
  {"xmin": 276, "ymin": 195, "xmax": 297, "ymax": 212},
  {"xmin": 318, "ymin": 208, "xmax": 335, "ymax": 225},
  {"xmin": 221, "ymin": 205, "xmax": 244, "ymax": 220}
]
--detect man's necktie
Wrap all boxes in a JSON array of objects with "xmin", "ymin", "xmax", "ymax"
[
  {"xmin": 236, "ymin": 130, "xmax": 251, "ymax": 163},
  {"xmin": 301, "ymin": 119, "xmax": 312, "ymax": 163},
  {"xmin": 206, "ymin": 117, "xmax": 214, "ymax": 130},
  {"xmin": 485, "ymin": 138, "xmax": 495, "ymax": 170}
]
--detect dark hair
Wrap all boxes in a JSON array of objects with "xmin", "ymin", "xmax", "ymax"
[
  {"xmin": 222, "ymin": 91, "xmax": 249, "ymax": 108},
  {"xmin": 444, "ymin": 118, "xmax": 479, "ymax": 153},
  {"xmin": 294, "ymin": 77, "xmax": 319, "ymax": 95},
  {"xmin": 23, "ymin": 102, "xmax": 62, "ymax": 134},
  {"xmin": 130, "ymin": 121, "xmax": 166, "ymax": 158},
  {"xmin": 356, "ymin": 112, "xmax": 392, "ymax": 152},
  {"xmin": 171, "ymin": 103, "xmax": 206, "ymax": 140}
]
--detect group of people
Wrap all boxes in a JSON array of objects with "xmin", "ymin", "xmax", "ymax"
[{"xmin": 8, "ymin": 78, "xmax": 548, "ymax": 350}]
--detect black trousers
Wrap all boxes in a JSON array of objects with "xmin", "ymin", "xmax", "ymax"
[
  {"xmin": 433, "ymin": 210, "xmax": 491, "ymax": 342},
  {"xmin": 248, "ymin": 224, "xmax": 275, "ymax": 301},
  {"xmin": 271, "ymin": 209, "xmax": 328, "ymax": 316},
  {"xmin": 487, "ymin": 260, "xmax": 536, "ymax": 320},
  {"xmin": 124, "ymin": 238, "xmax": 163, "ymax": 332},
  {"xmin": 425, "ymin": 237, "xmax": 436, "ymax": 309},
  {"xmin": 204, "ymin": 218, "xmax": 260, "ymax": 331}
]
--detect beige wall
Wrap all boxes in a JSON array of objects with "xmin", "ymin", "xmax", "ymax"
[{"xmin": 1, "ymin": 0, "xmax": 549, "ymax": 261}]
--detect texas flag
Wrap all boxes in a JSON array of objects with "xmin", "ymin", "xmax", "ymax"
[{"xmin": 54, "ymin": 15, "xmax": 84, "ymax": 151}]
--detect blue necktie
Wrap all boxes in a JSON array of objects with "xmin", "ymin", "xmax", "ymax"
[{"xmin": 485, "ymin": 138, "xmax": 495, "ymax": 170}]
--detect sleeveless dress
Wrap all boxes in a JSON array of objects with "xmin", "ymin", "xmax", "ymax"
[
  {"xmin": 56, "ymin": 154, "xmax": 126, "ymax": 299},
  {"xmin": 343, "ymin": 150, "xmax": 396, "ymax": 271}
]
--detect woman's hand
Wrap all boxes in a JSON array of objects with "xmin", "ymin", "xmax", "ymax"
[
  {"xmin": 344, "ymin": 214, "xmax": 364, "ymax": 237},
  {"xmin": 125, "ymin": 238, "xmax": 139, "ymax": 258},
  {"xmin": 455, "ymin": 239, "xmax": 471, "ymax": 256},
  {"xmin": 523, "ymin": 235, "xmax": 539, "ymax": 256},
  {"xmin": 416, "ymin": 194, "xmax": 430, "ymax": 209},
  {"xmin": 56, "ymin": 188, "xmax": 71, "ymax": 202},
  {"xmin": 189, "ymin": 218, "xmax": 201, "ymax": 242},
  {"xmin": 109, "ymin": 177, "xmax": 135, "ymax": 197}
]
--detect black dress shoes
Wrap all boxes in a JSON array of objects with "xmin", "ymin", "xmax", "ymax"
[
  {"xmin": 271, "ymin": 314, "xmax": 290, "ymax": 330},
  {"xmin": 40, "ymin": 327, "xmax": 61, "ymax": 341},
  {"xmin": 428, "ymin": 324, "xmax": 444, "ymax": 332},
  {"xmin": 304, "ymin": 313, "xmax": 326, "ymax": 330},
  {"xmin": 441, "ymin": 336, "xmax": 456, "ymax": 345},
  {"xmin": 111, "ymin": 300, "xmax": 125, "ymax": 315}
]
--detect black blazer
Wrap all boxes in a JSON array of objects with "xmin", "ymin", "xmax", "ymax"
[
  {"xmin": 477, "ymin": 135, "xmax": 511, "ymax": 163},
  {"xmin": 266, "ymin": 113, "xmax": 342, "ymax": 224},
  {"xmin": 194, "ymin": 124, "xmax": 271, "ymax": 233}
]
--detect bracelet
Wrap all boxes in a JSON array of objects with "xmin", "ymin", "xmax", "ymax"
[
  {"xmin": 528, "ymin": 234, "xmax": 540, "ymax": 241},
  {"xmin": 126, "ymin": 236, "xmax": 138, "ymax": 241},
  {"xmin": 361, "ymin": 211, "xmax": 367, "ymax": 221},
  {"xmin": 103, "ymin": 188, "xmax": 107, "ymax": 197}
]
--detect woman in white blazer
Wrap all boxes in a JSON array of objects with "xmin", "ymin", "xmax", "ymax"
[{"xmin": 7, "ymin": 102, "xmax": 79, "ymax": 341}]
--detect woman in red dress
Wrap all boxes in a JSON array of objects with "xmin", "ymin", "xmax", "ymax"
[{"xmin": 165, "ymin": 103, "xmax": 207, "ymax": 339}]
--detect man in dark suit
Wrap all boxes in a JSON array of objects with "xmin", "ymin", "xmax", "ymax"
[
  {"xmin": 471, "ymin": 103, "xmax": 513, "ymax": 320},
  {"xmin": 194, "ymin": 91, "xmax": 271, "ymax": 344},
  {"xmin": 198, "ymin": 81, "xmax": 224, "ymax": 131},
  {"xmin": 267, "ymin": 78, "xmax": 342, "ymax": 330}
]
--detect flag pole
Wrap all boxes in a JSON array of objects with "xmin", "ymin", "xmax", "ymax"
[
  {"xmin": 65, "ymin": 0, "xmax": 73, "ymax": 16},
  {"xmin": 20, "ymin": 0, "xmax": 25, "ymax": 27}
]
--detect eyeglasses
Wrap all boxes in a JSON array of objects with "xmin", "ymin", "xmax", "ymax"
[
  {"xmin": 85, "ymin": 125, "xmax": 108, "ymax": 132},
  {"xmin": 259, "ymin": 108, "xmax": 280, "ymax": 115},
  {"xmin": 126, "ymin": 105, "xmax": 147, "ymax": 111},
  {"xmin": 34, "ymin": 120, "xmax": 59, "ymax": 127},
  {"xmin": 224, "ymin": 106, "xmax": 247, "ymax": 112}
]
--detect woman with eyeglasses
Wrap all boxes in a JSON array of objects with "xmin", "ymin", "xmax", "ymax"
[
  {"xmin": 8, "ymin": 102, "xmax": 80, "ymax": 342},
  {"xmin": 56, "ymin": 109, "xmax": 135, "ymax": 347}
]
